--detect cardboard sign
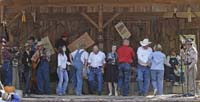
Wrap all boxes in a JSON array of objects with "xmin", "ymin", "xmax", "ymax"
[
  {"xmin": 68, "ymin": 32, "xmax": 95, "ymax": 52},
  {"xmin": 115, "ymin": 21, "xmax": 131, "ymax": 39},
  {"xmin": 41, "ymin": 36, "xmax": 55, "ymax": 55}
]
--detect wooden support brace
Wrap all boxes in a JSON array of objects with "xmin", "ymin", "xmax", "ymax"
[
  {"xmin": 1, "ymin": 6, "xmax": 4, "ymax": 23},
  {"xmin": 98, "ymin": 4, "xmax": 103, "ymax": 32},
  {"xmin": 8, "ymin": 12, "xmax": 21, "ymax": 27},
  {"xmin": 103, "ymin": 13, "xmax": 120, "ymax": 28},
  {"xmin": 81, "ymin": 12, "xmax": 99, "ymax": 29}
]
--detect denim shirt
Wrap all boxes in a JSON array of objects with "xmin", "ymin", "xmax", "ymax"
[{"xmin": 148, "ymin": 51, "xmax": 166, "ymax": 70}]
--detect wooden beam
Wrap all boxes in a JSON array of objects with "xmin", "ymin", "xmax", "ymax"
[
  {"xmin": 81, "ymin": 12, "xmax": 99, "ymax": 29},
  {"xmin": 1, "ymin": 6, "xmax": 4, "ymax": 23},
  {"xmin": 98, "ymin": 4, "xmax": 103, "ymax": 32},
  {"xmin": 7, "ymin": 12, "xmax": 21, "ymax": 27},
  {"xmin": 103, "ymin": 13, "xmax": 120, "ymax": 28}
]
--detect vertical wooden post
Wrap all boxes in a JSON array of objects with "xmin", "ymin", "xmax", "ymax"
[
  {"xmin": 1, "ymin": 6, "xmax": 4, "ymax": 23},
  {"xmin": 98, "ymin": 4, "xmax": 104, "ymax": 50}
]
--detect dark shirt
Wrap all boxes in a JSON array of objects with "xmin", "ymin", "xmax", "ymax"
[
  {"xmin": 1, "ymin": 47, "xmax": 12, "ymax": 62},
  {"xmin": 55, "ymin": 38, "xmax": 68, "ymax": 49},
  {"xmin": 22, "ymin": 51, "xmax": 32, "ymax": 71},
  {"xmin": 55, "ymin": 38, "xmax": 70, "ymax": 55}
]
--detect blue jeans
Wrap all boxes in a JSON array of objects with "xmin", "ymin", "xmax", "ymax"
[
  {"xmin": 57, "ymin": 68, "xmax": 69, "ymax": 95},
  {"xmin": 69, "ymin": 66, "xmax": 77, "ymax": 89},
  {"xmin": 136, "ymin": 64, "xmax": 150, "ymax": 95},
  {"xmin": 24, "ymin": 70, "xmax": 32, "ymax": 94},
  {"xmin": 151, "ymin": 70, "xmax": 164, "ymax": 95},
  {"xmin": 74, "ymin": 64, "xmax": 83, "ymax": 95},
  {"xmin": 37, "ymin": 60, "xmax": 50, "ymax": 94},
  {"xmin": 3, "ymin": 61, "xmax": 12, "ymax": 86},
  {"xmin": 118, "ymin": 63, "xmax": 132, "ymax": 96},
  {"xmin": 88, "ymin": 67, "xmax": 103, "ymax": 94}
]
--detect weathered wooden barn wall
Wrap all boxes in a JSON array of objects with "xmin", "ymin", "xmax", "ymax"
[{"xmin": 1, "ymin": 2, "xmax": 200, "ymax": 79}]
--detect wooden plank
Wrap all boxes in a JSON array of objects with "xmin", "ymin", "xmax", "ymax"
[
  {"xmin": 98, "ymin": 4, "xmax": 103, "ymax": 32},
  {"xmin": 103, "ymin": 13, "xmax": 120, "ymax": 28},
  {"xmin": 0, "ymin": 6, "xmax": 4, "ymax": 23},
  {"xmin": 81, "ymin": 12, "xmax": 99, "ymax": 29},
  {"xmin": 7, "ymin": 12, "xmax": 21, "ymax": 27}
]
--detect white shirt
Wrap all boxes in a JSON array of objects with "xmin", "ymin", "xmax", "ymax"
[
  {"xmin": 137, "ymin": 46, "xmax": 152, "ymax": 66},
  {"xmin": 71, "ymin": 49, "xmax": 89, "ymax": 64},
  {"xmin": 88, "ymin": 51, "xmax": 106, "ymax": 68},
  {"xmin": 58, "ymin": 53, "xmax": 70, "ymax": 69}
]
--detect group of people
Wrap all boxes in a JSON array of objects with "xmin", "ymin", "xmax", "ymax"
[
  {"xmin": 0, "ymin": 31, "xmax": 198, "ymax": 97},
  {"xmin": 55, "ymin": 36, "xmax": 168, "ymax": 96}
]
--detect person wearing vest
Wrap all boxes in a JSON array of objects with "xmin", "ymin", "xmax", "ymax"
[
  {"xmin": 137, "ymin": 38, "xmax": 152, "ymax": 96},
  {"xmin": 31, "ymin": 41, "xmax": 51, "ymax": 94},
  {"xmin": 57, "ymin": 45, "xmax": 71, "ymax": 96},
  {"xmin": 88, "ymin": 45, "xmax": 106, "ymax": 95},
  {"xmin": 70, "ymin": 44, "xmax": 88, "ymax": 96},
  {"xmin": 22, "ymin": 43, "xmax": 33, "ymax": 97}
]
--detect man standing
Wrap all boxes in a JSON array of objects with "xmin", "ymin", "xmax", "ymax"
[
  {"xmin": 117, "ymin": 39, "xmax": 135, "ymax": 96},
  {"xmin": 184, "ymin": 38, "xmax": 198, "ymax": 95},
  {"xmin": 22, "ymin": 43, "xmax": 32, "ymax": 97},
  {"xmin": 31, "ymin": 41, "xmax": 51, "ymax": 94},
  {"xmin": 88, "ymin": 45, "xmax": 106, "ymax": 95},
  {"xmin": 1, "ymin": 38, "xmax": 12, "ymax": 86},
  {"xmin": 70, "ymin": 44, "xmax": 88, "ymax": 96},
  {"xmin": 137, "ymin": 38, "xmax": 152, "ymax": 96},
  {"xmin": 28, "ymin": 36, "xmax": 37, "ymax": 54}
]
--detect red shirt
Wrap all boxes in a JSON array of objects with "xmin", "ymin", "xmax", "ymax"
[{"xmin": 117, "ymin": 45, "xmax": 135, "ymax": 63}]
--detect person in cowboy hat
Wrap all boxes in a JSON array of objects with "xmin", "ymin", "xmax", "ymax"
[
  {"xmin": 136, "ymin": 38, "xmax": 153, "ymax": 96},
  {"xmin": 22, "ymin": 43, "xmax": 32, "ymax": 97},
  {"xmin": 1, "ymin": 38, "xmax": 13, "ymax": 86},
  {"xmin": 184, "ymin": 38, "xmax": 198, "ymax": 95},
  {"xmin": 31, "ymin": 41, "xmax": 51, "ymax": 95}
]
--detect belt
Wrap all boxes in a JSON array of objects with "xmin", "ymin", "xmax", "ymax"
[
  {"xmin": 185, "ymin": 62, "xmax": 192, "ymax": 65},
  {"xmin": 119, "ymin": 62, "xmax": 131, "ymax": 64},
  {"xmin": 91, "ymin": 66, "xmax": 102, "ymax": 69},
  {"xmin": 138, "ymin": 64, "xmax": 148, "ymax": 67}
]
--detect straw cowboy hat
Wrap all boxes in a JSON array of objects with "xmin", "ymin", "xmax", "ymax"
[
  {"xmin": 24, "ymin": 43, "xmax": 29, "ymax": 47},
  {"xmin": 36, "ymin": 41, "xmax": 43, "ymax": 47},
  {"xmin": 140, "ymin": 38, "xmax": 152, "ymax": 46},
  {"xmin": 185, "ymin": 38, "xmax": 193, "ymax": 44}
]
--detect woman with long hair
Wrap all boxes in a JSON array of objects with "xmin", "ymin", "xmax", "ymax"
[{"xmin": 57, "ymin": 45, "xmax": 70, "ymax": 96}]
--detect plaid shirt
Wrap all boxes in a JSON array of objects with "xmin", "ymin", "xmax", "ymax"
[{"xmin": 1, "ymin": 47, "xmax": 12, "ymax": 62}]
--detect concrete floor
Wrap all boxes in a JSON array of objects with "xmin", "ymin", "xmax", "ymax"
[{"xmin": 21, "ymin": 94, "xmax": 200, "ymax": 102}]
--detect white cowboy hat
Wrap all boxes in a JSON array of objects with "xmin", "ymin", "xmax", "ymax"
[{"xmin": 140, "ymin": 38, "xmax": 152, "ymax": 46}]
